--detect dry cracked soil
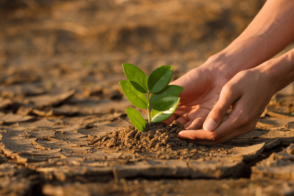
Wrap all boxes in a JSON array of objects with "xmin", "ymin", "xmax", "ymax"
[{"xmin": 1, "ymin": 0, "xmax": 294, "ymax": 196}]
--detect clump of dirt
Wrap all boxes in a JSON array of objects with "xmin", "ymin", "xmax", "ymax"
[{"xmin": 92, "ymin": 121, "xmax": 231, "ymax": 160}]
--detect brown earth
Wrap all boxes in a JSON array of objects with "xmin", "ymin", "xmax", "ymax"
[
  {"xmin": 1, "ymin": 0, "xmax": 294, "ymax": 196},
  {"xmin": 94, "ymin": 121, "xmax": 238, "ymax": 160}
]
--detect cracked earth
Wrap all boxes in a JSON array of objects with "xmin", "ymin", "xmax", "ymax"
[{"xmin": 1, "ymin": 0, "xmax": 294, "ymax": 195}]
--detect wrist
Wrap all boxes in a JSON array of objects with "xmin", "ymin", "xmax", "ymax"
[
  {"xmin": 253, "ymin": 49, "xmax": 294, "ymax": 93},
  {"xmin": 203, "ymin": 35, "xmax": 268, "ymax": 81}
]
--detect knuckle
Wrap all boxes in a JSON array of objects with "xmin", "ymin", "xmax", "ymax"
[
  {"xmin": 237, "ymin": 70, "xmax": 254, "ymax": 79},
  {"xmin": 237, "ymin": 70, "xmax": 248, "ymax": 77},
  {"xmin": 206, "ymin": 54, "xmax": 219, "ymax": 63},
  {"xmin": 212, "ymin": 106, "xmax": 224, "ymax": 118},
  {"xmin": 221, "ymin": 84, "xmax": 237, "ymax": 98},
  {"xmin": 222, "ymin": 84, "xmax": 233, "ymax": 94}
]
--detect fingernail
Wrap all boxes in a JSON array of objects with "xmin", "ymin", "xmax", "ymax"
[
  {"xmin": 203, "ymin": 118, "xmax": 216, "ymax": 132},
  {"xmin": 178, "ymin": 131, "xmax": 189, "ymax": 139}
]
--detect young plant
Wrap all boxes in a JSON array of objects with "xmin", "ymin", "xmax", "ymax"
[{"xmin": 119, "ymin": 63, "xmax": 183, "ymax": 132}]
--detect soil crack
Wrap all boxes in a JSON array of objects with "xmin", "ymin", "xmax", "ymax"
[{"xmin": 238, "ymin": 143, "xmax": 289, "ymax": 178}]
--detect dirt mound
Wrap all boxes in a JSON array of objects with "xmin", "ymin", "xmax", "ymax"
[{"xmin": 93, "ymin": 120, "xmax": 231, "ymax": 160}]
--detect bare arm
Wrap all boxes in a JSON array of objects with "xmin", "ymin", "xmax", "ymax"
[
  {"xmin": 208, "ymin": 0, "xmax": 294, "ymax": 79},
  {"xmin": 168, "ymin": 0, "xmax": 294, "ymax": 144},
  {"xmin": 264, "ymin": 48, "xmax": 294, "ymax": 93}
]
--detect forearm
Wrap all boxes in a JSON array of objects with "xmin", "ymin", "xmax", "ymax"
[
  {"xmin": 208, "ymin": 0, "xmax": 294, "ymax": 79},
  {"xmin": 257, "ymin": 48, "xmax": 294, "ymax": 93}
]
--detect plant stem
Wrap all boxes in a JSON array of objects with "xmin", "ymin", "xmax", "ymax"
[{"xmin": 147, "ymin": 92, "xmax": 151, "ymax": 127}]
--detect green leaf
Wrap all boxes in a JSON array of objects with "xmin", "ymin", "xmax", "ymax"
[
  {"xmin": 150, "ymin": 85, "xmax": 183, "ymax": 105},
  {"xmin": 148, "ymin": 65, "xmax": 173, "ymax": 93},
  {"xmin": 151, "ymin": 97, "xmax": 180, "ymax": 123},
  {"xmin": 122, "ymin": 63, "xmax": 148, "ymax": 93},
  {"xmin": 120, "ymin": 80, "xmax": 147, "ymax": 109},
  {"xmin": 126, "ymin": 108, "xmax": 146, "ymax": 132}
]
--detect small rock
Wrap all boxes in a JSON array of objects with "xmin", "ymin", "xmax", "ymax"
[
  {"xmin": 101, "ymin": 136, "xmax": 109, "ymax": 142},
  {"xmin": 107, "ymin": 142, "xmax": 114, "ymax": 147},
  {"xmin": 155, "ymin": 143, "xmax": 161, "ymax": 148},
  {"xmin": 84, "ymin": 124, "xmax": 94, "ymax": 129},
  {"xmin": 150, "ymin": 139, "xmax": 159, "ymax": 147},
  {"xmin": 286, "ymin": 122, "xmax": 294, "ymax": 129},
  {"xmin": 286, "ymin": 144, "xmax": 294, "ymax": 155},
  {"xmin": 107, "ymin": 138, "xmax": 116, "ymax": 147},
  {"xmin": 134, "ymin": 132, "xmax": 140, "ymax": 139},
  {"xmin": 147, "ymin": 131, "xmax": 155, "ymax": 139},
  {"xmin": 161, "ymin": 138, "xmax": 169, "ymax": 144},
  {"xmin": 124, "ymin": 140, "xmax": 130, "ymax": 146},
  {"xmin": 126, "ymin": 130, "xmax": 137, "ymax": 139}
]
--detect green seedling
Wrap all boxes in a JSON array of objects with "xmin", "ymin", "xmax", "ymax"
[{"xmin": 119, "ymin": 63, "xmax": 183, "ymax": 132}]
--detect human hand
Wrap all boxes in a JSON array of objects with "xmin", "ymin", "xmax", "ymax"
[
  {"xmin": 176, "ymin": 67, "xmax": 276, "ymax": 145},
  {"xmin": 165, "ymin": 35, "xmax": 275, "ymax": 131},
  {"xmin": 165, "ymin": 57, "xmax": 231, "ymax": 130},
  {"xmin": 165, "ymin": 0, "xmax": 294, "ymax": 145}
]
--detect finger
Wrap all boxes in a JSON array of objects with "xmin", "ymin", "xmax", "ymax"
[
  {"xmin": 176, "ymin": 116, "xmax": 188, "ymax": 125},
  {"xmin": 179, "ymin": 97, "xmax": 252, "ymax": 141},
  {"xmin": 212, "ymin": 98, "xmax": 251, "ymax": 139},
  {"xmin": 203, "ymin": 84, "xmax": 241, "ymax": 132},
  {"xmin": 188, "ymin": 123, "xmax": 255, "ymax": 146},
  {"xmin": 184, "ymin": 117, "xmax": 205, "ymax": 130},
  {"xmin": 178, "ymin": 103, "xmax": 241, "ymax": 140},
  {"xmin": 178, "ymin": 123, "xmax": 249, "ymax": 145},
  {"xmin": 183, "ymin": 107, "xmax": 209, "ymax": 129},
  {"xmin": 164, "ymin": 114, "xmax": 177, "ymax": 125},
  {"xmin": 165, "ymin": 105, "xmax": 203, "ymax": 125},
  {"xmin": 178, "ymin": 129, "xmax": 212, "ymax": 140}
]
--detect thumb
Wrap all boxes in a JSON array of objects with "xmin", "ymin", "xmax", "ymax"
[{"xmin": 203, "ymin": 85, "xmax": 240, "ymax": 132}]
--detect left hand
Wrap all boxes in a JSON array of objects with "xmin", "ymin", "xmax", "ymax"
[{"xmin": 178, "ymin": 67, "xmax": 276, "ymax": 145}]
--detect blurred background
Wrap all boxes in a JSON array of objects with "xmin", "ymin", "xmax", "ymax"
[
  {"xmin": 1, "ymin": 0, "xmax": 269, "ymax": 62},
  {"xmin": 0, "ymin": 0, "xmax": 294, "ymax": 114}
]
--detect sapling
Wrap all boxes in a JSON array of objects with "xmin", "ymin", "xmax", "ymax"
[{"xmin": 119, "ymin": 63, "xmax": 183, "ymax": 132}]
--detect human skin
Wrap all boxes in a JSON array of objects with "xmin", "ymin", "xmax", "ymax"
[{"xmin": 165, "ymin": 0, "xmax": 294, "ymax": 145}]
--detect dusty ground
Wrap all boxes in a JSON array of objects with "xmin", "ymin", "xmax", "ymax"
[{"xmin": 1, "ymin": 0, "xmax": 294, "ymax": 195}]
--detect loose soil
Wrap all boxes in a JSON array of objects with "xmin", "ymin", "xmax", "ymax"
[{"xmin": 94, "ymin": 121, "xmax": 232, "ymax": 160}]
